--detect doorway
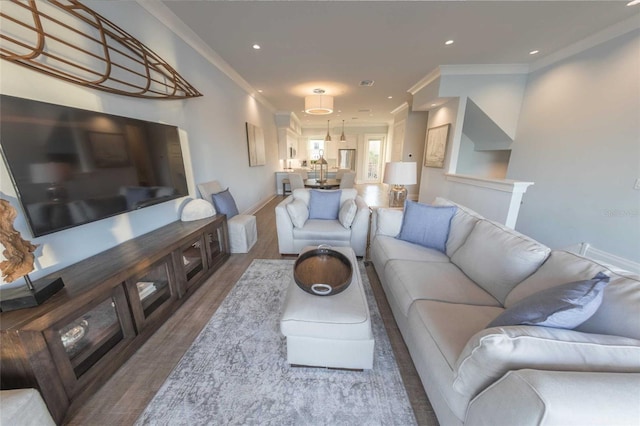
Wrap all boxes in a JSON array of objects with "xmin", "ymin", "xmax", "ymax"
[{"xmin": 362, "ymin": 136, "xmax": 384, "ymax": 183}]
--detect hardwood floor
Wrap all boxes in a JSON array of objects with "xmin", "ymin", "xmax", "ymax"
[{"xmin": 67, "ymin": 191, "xmax": 437, "ymax": 425}]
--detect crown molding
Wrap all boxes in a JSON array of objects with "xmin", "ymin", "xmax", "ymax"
[
  {"xmin": 439, "ymin": 64, "xmax": 530, "ymax": 76},
  {"xmin": 136, "ymin": 0, "xmax": 276, "ymax": 113},
  {"xmin": 530, "ymin": 15, "xmax": 640, "ymax": 73},
  {"xmin": 408, "ymin": 64, "xmax": 529, "ymax": 96},
  {"xmin": 407, "ymin": 68, "xmax": 441, "ymax": 95},
  {"xmin": 390, "ymin": 102, "xmax": 410, "ymax": 115}
]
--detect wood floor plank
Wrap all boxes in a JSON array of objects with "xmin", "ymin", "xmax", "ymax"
[{"xmin": 66, "ymin": 192, "xmax": 437, "ymax": 425}]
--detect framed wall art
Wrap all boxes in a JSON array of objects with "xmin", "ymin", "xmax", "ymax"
[
  {"xmin": 424, "ymin": 123, "xmax": 450, "ymax": 168},
  {"xmin": 88, "ymin": 132, "xmax": 130, "ymax": 168},
  {"xmin": 246, "ymin": 122, "xmax": 266, "ymax": 167}
]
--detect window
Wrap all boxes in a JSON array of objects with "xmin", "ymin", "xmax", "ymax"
[{"xmin": 308, "ymin": 139, "xmax": 324, "ymax": 160}]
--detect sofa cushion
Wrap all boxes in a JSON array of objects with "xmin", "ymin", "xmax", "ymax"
[
  {"xmin": 384, "ymin": 260, "xmax": 501, "ymax": 317},
  {"xmin": 453, "ymin": 325, "xmax": 640, "ymax": 399},
  {"xmin": 433, "ymin": 197, "xmax": 484, "ymax": 257},
  {"xmin": 451, "ymin": 220, "xmax": 551, "ymax": 304},
  {"xmin": 487, "ymin": 273, "xmax": 609, "ymax": 329},
  {"xmin": 338, "ymin": 198, "xmax": 357, "ymax": 228},
  {"xmin": 286, "ymin": 198, "xmax": 309, "ymax": 228},
  {"xmin": 292, "ymin": 219, "xmax": 350, "ymax": 241},
  {"xmin": 576, "ymin": 272, "xmax": 640, "ymax": 340},
  {"xmin": 211, "ymin": 188, "xmax": 239, "ymax": 219},
  {"xmin": 308, "ymin": 189, "xmax": 341, "ymax": 219},
  {"xmin": 505, "ymin": 250, "xmax": 606, "ymax": 306},
  {"xmin": 372, "ymin": 235, "xmax": 450, "ymax": 268},
  {"xmin": 397, "ymin": 201, "xmax": 456, "ymax": 253},
  {"xmin": 506, "ymin": 250, "xmax": 640, "ymax": 340},
  {"xmin": 410, "ymin": 300, "xmax": 505, "ymax": 369}
]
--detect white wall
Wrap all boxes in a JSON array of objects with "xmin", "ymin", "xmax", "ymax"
[
  {"xmin": 418, "ymin": 99, "xmax": 461, "ymax": 203},
  {"xmin": 0, "ymin": 2, "xmax": 279, "ymax": 281},
  {"xmin": 507, "ymin": 30, "xmax": 640, "ymax": 262}
]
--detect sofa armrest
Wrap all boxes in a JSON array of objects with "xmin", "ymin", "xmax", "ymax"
[
  {"xmin": 349, "ymin": 196, "xmax": 371, "ymax": 257},
  {"xmin": 465, "ymin": 369, "xmax": 640, "ymax": 426},
  {"xmin": 453, "ymin": 325, "xmax": 640, "ymax": 399},
  {"xmin": 276, "ymin": 196, "xmax": 295, "ymax": 254}
]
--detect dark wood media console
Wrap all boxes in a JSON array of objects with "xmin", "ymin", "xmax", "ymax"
[{"xmin": 0, "ymin": 215, "xmax": 229, "ymax": 424}]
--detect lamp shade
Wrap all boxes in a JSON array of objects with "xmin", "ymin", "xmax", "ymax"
[
  {"xmin": 305, "ymin": 95, "xmax": 334, "ymax": 115},
  {"xmin": 30, "ymin": 162, "xmax": 71, "ymax": 183},
  {"xmin": 383, "ymin": 162, "xmax": 417, "ymax": 185}
]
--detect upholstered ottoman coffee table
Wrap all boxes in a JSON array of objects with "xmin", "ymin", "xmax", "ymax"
[{"xmin": 280, "ymin": 246, "xmax": 375, "ymax": 370}]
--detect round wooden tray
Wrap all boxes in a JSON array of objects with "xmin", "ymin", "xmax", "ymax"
[{"xmin": 293, "ymin": 248, "xmax": 353, "ymax": 296}]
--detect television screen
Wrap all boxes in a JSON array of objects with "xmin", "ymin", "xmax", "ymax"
[{"xmin": 0, "ymin": 95, "xmax": 189, "ymax": 237}]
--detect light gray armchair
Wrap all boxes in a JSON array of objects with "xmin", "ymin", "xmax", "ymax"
[{"xmin": 276, "ymin": 188, "xmax": 370, "ymax": 256}]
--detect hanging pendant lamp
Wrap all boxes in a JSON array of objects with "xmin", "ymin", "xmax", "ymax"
[
  {"xmin": 340, "ymin": 120, "xmax": 346, "ymax": 142},
  {"xmin": 325, "ymin": 120, "xmax": 332, "ymax": 142},
  {"xmin": 305, "ymin": 89, "xmax": 334, "ymax": 115}
]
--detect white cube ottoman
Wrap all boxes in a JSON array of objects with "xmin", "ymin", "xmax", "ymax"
[
  {"xmin": 280, "ymin": 246, "xmax": 375, "ymax": 370},
  {"xmin": 228, "ymin": 214, "xmax": 257, "ymax": 253}
]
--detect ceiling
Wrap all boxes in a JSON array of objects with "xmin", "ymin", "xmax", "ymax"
[{"xmin": 162, "ymin": 1, "xmax": 638, "ymax": 127}]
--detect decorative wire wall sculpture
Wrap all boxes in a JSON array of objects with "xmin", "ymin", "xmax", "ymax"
[{"xmin": 0, "ymin": 0, "xmax": 202, "ymax": 99}]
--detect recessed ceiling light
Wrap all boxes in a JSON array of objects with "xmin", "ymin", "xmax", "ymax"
[
  {"xmin": 252, "ymin": 44, "xmax": 261, "ymax": 50},
  {"xmin": 627, "ymin": 0, "xmax": 640, "ymax": 6},
  {"xmin": 387, "ymin": 96, "xmax": 393, "ymax": 99},
  {"xmin": 445, "ymin": 40, "xmax": 454, "ymax": 45},
  {"xmin": 529, "ymin": 50, "xmax": 540, "ymax": 55},
  {"xmin": 257, "ymin": 89, "xmax": 263, "ymax": 93}
]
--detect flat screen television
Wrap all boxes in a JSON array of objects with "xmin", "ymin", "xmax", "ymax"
[{"xmin": 0, "ymin": 95, "xmax": 189, "ymax": 237}]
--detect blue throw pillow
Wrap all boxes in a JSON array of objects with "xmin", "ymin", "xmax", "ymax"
[
  {"xmin": 396, "ymin": 200, "xmax": 456, "ymax": 252},
  {"xmin": 211, "ymin": 188, "xmax": 239, "ymax": 219},
  {"xmin": 487, "ymin": 272, "xmax": 610, "ymax": 329},
  {"xmin": 308, "ymin": 189, "xmax": 342, "ymax": 220}
]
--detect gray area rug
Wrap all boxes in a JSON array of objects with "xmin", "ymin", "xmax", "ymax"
[{"xmin": 136, "ymin": 259, "xmax": 417, "ymax": 426}]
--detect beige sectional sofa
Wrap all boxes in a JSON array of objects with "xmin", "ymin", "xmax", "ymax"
[{"xmin": 371, "ymin": 198, "xmax": 640, "ymax": 426}]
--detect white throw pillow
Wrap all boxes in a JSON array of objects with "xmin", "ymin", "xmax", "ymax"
[
  {"xmin": 451, "ymin": 220, "xmax": 550, "ymax": 304},
  {"xmin": 286, "ymin": 199, "xmax": 309, "ymax": 228},
  {"xmin": 453, "ymin": 325, "xmax": 640, "ymax": 399},
  {"xmin": 339, "ymin": 199, "xmax": 357, "ymax": 229},
  {"xmin": 376, "ymin": 208, "xmax": 404, "ymax": 237}
]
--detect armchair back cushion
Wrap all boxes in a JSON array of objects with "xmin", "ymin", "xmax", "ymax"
[
  {"xmin": 453, "ymin": 325, "xmax": 640, "ymax": 399},
  {"xmin": 293, "ymin": 188, "xmax": 357, "ymax": 206},
  {"xmin": 451, "ymin": 220, "xmax": 551, "ymax": 304},
  {"xmin": 308, "ymin": 189, "xmax": 341, "ymax": 219}
]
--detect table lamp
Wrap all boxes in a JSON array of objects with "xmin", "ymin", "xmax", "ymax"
[
  {"xmin": 30, "ymin": 162, "xmax": 71, "ymax": 202},
  {"xmin": 317, "ymin": 151, "xmax": 328, "ymax": 183},
  {"xmin": 383, "ymin": 162, "xmax": 417, "ymax": 207}
]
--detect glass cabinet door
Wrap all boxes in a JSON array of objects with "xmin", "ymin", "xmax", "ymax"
[
  {"xmin": 205, "ymin": 223, "xmax": 228, "ymax": 269},
  {"xmin": 58, "ymin": 296, "xmax": 122, "ymax": 378},
  {"xmin": 126, "ymin": 255, "xmax": 177, "ymax": 332},
  {"xmin": 44, "ymin": 284, "xmax": 135, "ymax": 396},
  {"xmin": 180, "ymin": 236, "xmax": 207, "ymax": 290}
]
